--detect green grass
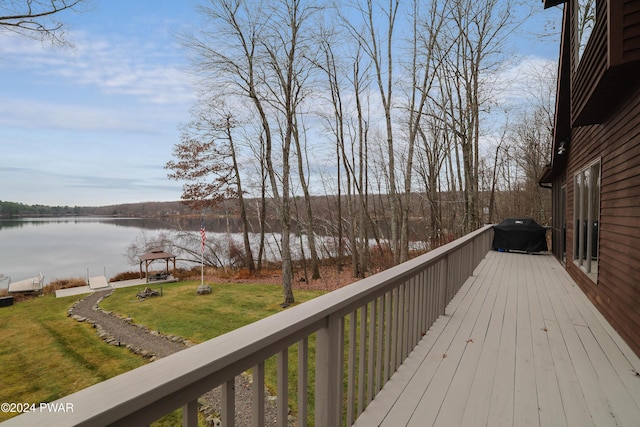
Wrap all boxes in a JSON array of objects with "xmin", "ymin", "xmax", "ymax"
[
  {"xmin": 0, "ymin": 294, "xmax": 146, "ymax": 422},
  {"xmin": 101, "ymin": 281, "xmax": 326, "ymax": 419},
  {"xmin": 0, "ymin": 281, "xmax": 327, "ymax": 424},
  {"xmin": 100, "ymin": 281, "xmax": 326, "ymax": 343}
]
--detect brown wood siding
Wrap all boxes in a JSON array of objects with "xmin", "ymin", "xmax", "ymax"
[
  {"xmin": 622, "ymin": 0, "xmax": 640, "ymax": 61},
  {"xmin": 572, "ymin": 0, "xmax": 608, "ymax": 124},
  {"xmin": 565, "ymin": 83, "xmax": 640, "ymax": 357},
  {"xmin": 610, "ymin": 0, "xmax": 640, "ymax": 64},
  {"xmin": 572, "ymin": 0, "xmax": 640, "ymax": 126}
]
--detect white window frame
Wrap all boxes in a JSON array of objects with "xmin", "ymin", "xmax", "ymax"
[{"xmin": 573, "ymin": 158, "xmax": 600, "ymax": 283}]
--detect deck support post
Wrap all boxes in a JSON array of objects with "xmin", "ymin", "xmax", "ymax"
[
  {"xmin": 439, "ymin": 256, "xmax": 448, "ymax": 316},
  {"xmin": 182, "ymin": 400, "xmax": 198, "ymax": 427},
  {"xmin": 222, "ymin": 379, "xmax": 235, "ymax": 427},
  {"xmin": 315, "ymin": 314, "xmax": 342, "ymax": 427},
  {"xmin": 252, "ymin": 363, "xmax": 265, "ymax": 427}
]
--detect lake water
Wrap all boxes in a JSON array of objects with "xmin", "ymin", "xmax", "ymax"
[
  {"xmin": 0, "ymin": 217, "xmax": 178, "ymax": 286},
  {"xmin": 0, "ymin": 216, "xmax": 421, "ymax": 289},
  {"xmin": 0, "ymin": 216, "xmax": 337, "ymax": 288}
]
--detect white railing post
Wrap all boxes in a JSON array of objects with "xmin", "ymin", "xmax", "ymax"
[
  {"xmin": 315, "ymin": 314, "xmax": 342, "ymax": 427},
  {"xmin": 375, "ymin": 296, "xmax": 384, "ymax": 394},
  {"xmin": 367, "ymin": 299, "xmax": 376, "ymax": 403},
  {"xmin": 252, "ymin": 363, "xmax": 265, "ymax": 427},
  {"xmin": 222, "ymin": 379, "xmax": 235, "ymax": 427},
  {"xmin": 277, "ymin": 349, "xmax": 288, "ymax": 427},
  {"xmin": 347, "ymin": 311, "xmax": 357, "ymax": 426},
  {"xmin": 390, "ymin": 288, "xmax": 399, "ymax": 375},
  {"xmin": 182, "ymin": 400, "xmax": 198, "ymax": 427},
  {"xmin": 298, "ymin": 338, "xmax": 309, "ymax": 427},
  {"xmin": 357, "ymin": 305, "xmax": 367, "ymax": 416},
  {"xmin": 383, "ymin": 291, "xmax": 392, "ymax": 383},
  {"xmin": 439, "ymin": 255, "xmax": 448, "ymax": 316}
]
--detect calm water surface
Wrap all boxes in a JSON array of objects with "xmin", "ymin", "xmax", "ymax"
[
  {"xmin": 0, "ymin": 217, "xmax": 174, "ymax": 286},
  {"xmin": 0, "ymin": 216, "xmax": 390, "ymax": 288}
]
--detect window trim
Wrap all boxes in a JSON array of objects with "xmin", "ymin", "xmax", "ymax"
[{"xmin": 573, "ymin": 158, "xmax": 601, "ymax": 283}]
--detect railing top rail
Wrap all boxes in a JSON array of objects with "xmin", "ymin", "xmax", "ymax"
[{"xmin": 4, "ymin": 225, "xmax": 493, "ymax": 427}]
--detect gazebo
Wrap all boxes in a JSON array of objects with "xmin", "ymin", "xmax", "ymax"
[{"xmin": 139, "ymin": 250, "xmax": 177, "ymax": 283}]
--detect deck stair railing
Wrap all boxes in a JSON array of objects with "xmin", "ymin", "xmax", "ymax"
[{"xmin": 7, "ymin": 225, "xmax": 494, "ymax": 427}]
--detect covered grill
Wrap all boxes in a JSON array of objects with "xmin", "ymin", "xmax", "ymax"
[{"xmin": 492, "ymin": 218, "xmax": 548, "ymax": 253}]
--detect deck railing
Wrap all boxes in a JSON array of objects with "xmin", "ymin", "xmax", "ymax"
[{"xmin": 6, "ymin": 225, "xmax": 494, "ymax": 427}]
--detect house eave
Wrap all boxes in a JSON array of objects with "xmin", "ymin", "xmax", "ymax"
[{"xmin": 543, "ymin": 0, "xmax": 566, "ymax": 9}]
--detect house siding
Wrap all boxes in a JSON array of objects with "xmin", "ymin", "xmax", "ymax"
[
  {"xmin": 571, "ymin": 0, "xmax": 607, "ymax": 124},
  {"xmin": 571, "ymin": 0, "xmax": 640, "ymax": 126},
  {"xmin": 622, "ymin": 0, "xmax": 640, "ymax": 62},
  {"xmin": 564, "ymin": 83, "xmax": 640, "ymax": 356}
]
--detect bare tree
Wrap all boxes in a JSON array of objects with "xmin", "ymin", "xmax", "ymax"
[
  {"xmin": 399, "ymin": 0, "xmax": 447, "ymax": 259},
  {"xmin": 351, "ymin": 52, "xmax": 373, "ymax": 277},
  {"xmin": 487, "ymin": 118, "xmax": 509, "ymax": 223},
  {"xmin": 258, "ymin": 0, "xmax": 323, "ymax": 305},
  {"xmin": 292, "ymin": 114, "xmax": 322, "ymax": 280},
  {"xmin": 165, "ymin": 103, "xmax": 237, "ymax": 208},
  {"xmin": 0, "ymin": 0, "xmax": 86, "ymax": 45},
  {"xmin": 245, "ymin": 130, "xmax": 269, "ymax": 271},
  {"xmin": 508, "ymin": 105, "xmax": 553, "ymax": 223},
  {"xmin": 176, "ymin": 0, "xmax": 547, "ymax": 286},
  {"xmin": 314, "ymin": 27, "xmax": 347, "ymax": 272},
  {"xmin": 183, "ymin": 0, "xmax": 285, "ymax": 304},
  {"xmin": 438, "ymin": 0, "xmax": 518, "ymax": 232},
  {"xmin": 414, "ymin": 109, "xmax": 448, "ymax": 246},
  {"xmin": 314, "ymin": 25, "xmax": 374, "ymax": 278},
  {"xmin": 165, "ymin": 99, "xmax": 256, "ymax": 272},
  {"xmin": 223, "ymin": 114, "xmax": 257, "ymax": 273},
  {"xmin": 125, "ymin": 230, "xmax": 173, "ymax": 267},
  {"xmin": 341, "ymin": 0, "xmax": 403, "ymax": 263},
  {"xmin": 486, "ymin": 59, "xmax": 555, "ymax": 224}
]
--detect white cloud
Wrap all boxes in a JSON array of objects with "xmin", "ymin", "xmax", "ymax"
[
  {"xmin": 491, "ymin": 55, "xmax": 557, "ymax": 107},
  {"xmin": 0, "ymin": 98, "xmax": 162, "ymax": 132},
  {"xmin": 0, "ymin": 165, "xmax": 182, "ymax": 206},
  {"xmin": 1, "ymin": 31, "xmax": 196, "ymax": 106}
]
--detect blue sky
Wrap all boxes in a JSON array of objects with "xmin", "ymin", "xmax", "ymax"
[
  {"xmin": 1, "ymin": 1, "xmax": 198, "ymax": 206},
  {"xmin": 0, "ymin": 1, "xmax": 563, "ymax": 207}
]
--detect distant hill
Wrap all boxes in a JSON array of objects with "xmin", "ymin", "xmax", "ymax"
[{"xmin": 0, "ymin": 200, "xmax": 196, "ymax": 218}]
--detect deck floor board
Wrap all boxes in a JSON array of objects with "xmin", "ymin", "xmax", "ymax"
[{"xmin": 353, "ymin": 252, "xmax": 640, "ymax": 427}]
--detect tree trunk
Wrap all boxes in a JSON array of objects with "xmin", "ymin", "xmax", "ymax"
[{"xmin": 293, "ymin": 122, "xmax": 321, "ymax": 280}]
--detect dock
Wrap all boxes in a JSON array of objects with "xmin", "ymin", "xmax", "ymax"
[
  {"xmin": 7, "ymin": 273, "xmax": 44, "ymax": 293},
  {"xmin": 54, "ymin": 276, "xmax": 177, "ymax": 298}
]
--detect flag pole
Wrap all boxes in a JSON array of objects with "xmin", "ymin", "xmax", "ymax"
[
  {"xmin": 201, "ymin": 244, "xmax": 204, "ymax": 287},
  {"xmin": 200, "ymin": 215, "xmax": 206, "ymax": 287}
]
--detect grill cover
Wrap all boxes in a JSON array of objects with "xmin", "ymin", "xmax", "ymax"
[{"xmin": 492, "ymin": 218, "xmax": 548, "ymax": 253}]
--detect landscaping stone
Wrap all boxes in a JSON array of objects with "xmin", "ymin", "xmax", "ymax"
[
  {"xmin": 197, "ymin": 284, "xmax": 212, "ymax": 295},
  {"xmin": 136, "ymin": 287, "xmax": 160, "ymax": 299}
]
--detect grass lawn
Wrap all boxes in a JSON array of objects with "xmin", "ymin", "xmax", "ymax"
[
  {"xmin": 0, "ymin": 281, "xmax": 327, "ymax": 425},
  {"xmin": 0, "ymin": 293, "xmax": 146, "ymax": 423},
  {"xmin": 101, "ymin": 281, "xmax": 325, "ymax": 342},
  {"xmin": 101, "ymin": 281, "xmax": 327, "ymax": 419}
]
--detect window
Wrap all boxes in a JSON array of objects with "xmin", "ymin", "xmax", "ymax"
[
  {"xmin": 575, "ymin": 0, "xmax": 596, "ymax": 65},
  {"xmin": 574, "ymin": 160, "xmax": 600, "ymax": 282}
]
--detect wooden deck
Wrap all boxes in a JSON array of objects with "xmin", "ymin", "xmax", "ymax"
[{"xmin": 353, "ymin": 251, "xmax": 640, "ymax": 427}]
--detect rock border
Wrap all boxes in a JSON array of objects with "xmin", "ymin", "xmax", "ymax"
[{"xmin": 68, "ymin": 291, "xmax": 194, "ymax": 360}]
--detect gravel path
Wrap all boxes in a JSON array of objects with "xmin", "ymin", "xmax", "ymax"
[
  {"xmin": 70, "ymin": 290, "xmax": 187, "ymax": 357},
  {"xmin": 69, "ymin": 290, "xmax": 285, "ymax": 426}
]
